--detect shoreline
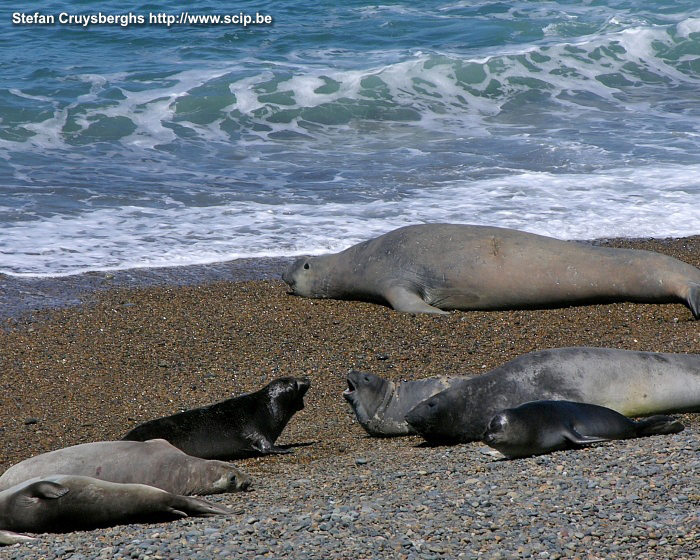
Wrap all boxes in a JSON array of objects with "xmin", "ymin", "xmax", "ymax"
[
  {"xmin": 1, "ymin": 235, "xmax": 699, "ymax": 557},
  {"xmin": 0, "ymin": 256, "xmax": 296, "ymax": 321},
  {"xmin": 2, "ymin": 234, "xmax": 699, "ymax": 321}
]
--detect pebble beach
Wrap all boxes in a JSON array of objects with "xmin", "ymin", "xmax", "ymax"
[{"xmin": 1, "ymin": 236, "xmax": 699, "ymax": 559}]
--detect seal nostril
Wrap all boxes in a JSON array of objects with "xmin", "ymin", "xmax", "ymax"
[{"xmin": 238, "ymin": 478, "xmax": 251, "ymax": 491}]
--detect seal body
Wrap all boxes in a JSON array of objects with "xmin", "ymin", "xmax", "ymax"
[
  {"xmin": 0, "ymin": 439, "xmax": 250, "ymax": 496},
  {"xmin": 481, "ymin": 400, "xmax": 684, "ymax": 459},
  {"xmin": 122, "ymin": 377, "xmax": 310, "ymax": 459},
  {"xmin": 402, "ymin": 347, "xmax": 700, "ymax": 443},
  {"xmin": 343, "ymin": 370, "xmax": 462, "ymax": 436},
  {"xmin": 283, "ymin": 224, "xmax": 700, "ymax": 317},
  {"xmin": 0, "ymin": 474, "xmax": 230, "ymax": 540}
]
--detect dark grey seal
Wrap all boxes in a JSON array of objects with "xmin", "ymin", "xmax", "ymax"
[
  {"xmin": 283, "ymin": 224, "xmax": 700, "ymax": 317},
  {"xmin": 0, "ymin": 439, "xmax": 251, "ymax": 495},
  {"xmin": 122, "ymin": 377, "xmax": 310, "ymax": 459},
  {"xmin": 0, "ymin": 475, "xmax": 230, "ymax": 545},
  {"xmin": 481, "ymin": 400, "xmax": 684, "ymax": 459},
  {"xmin": 399, "ymin": 347, "xmax": 700, "ymax": 443}
]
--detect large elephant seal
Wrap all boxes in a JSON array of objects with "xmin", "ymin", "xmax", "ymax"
[
  {"xmin": 0, "ymin": 474, "xmax": 230, "ymax": 543},
  {"xmin": 405, "ymin": 347, "xmax": 700, "ymax": 444},
  {"xmin": 122, "ymin": 377, "xmax": 310, "ymax": 459},
  {"xmin": 0, "ymin": 439, "xmax": 250, "ymax": 496},
  {"xmin": 283, "ymin": 224, "xmax": 700, "ymax": 317},
  {"xmin": 481, "ymin": 400, "xmax": 684, "ymax": 459},
  {"xmin": 343, "ymin": 370, "xmax": 462, "ymax": 436}
]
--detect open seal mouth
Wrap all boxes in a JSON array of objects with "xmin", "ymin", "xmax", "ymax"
[{"xmin": 342, "ymin": 379, "xmax": 356, "ymax": 401}]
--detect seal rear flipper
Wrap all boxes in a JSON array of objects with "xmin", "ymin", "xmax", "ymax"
[
  {"xmin": 384, "ymin": 286, "xmax": 448, "ymax": 314},
  {"xmin": 688, "ymin": 283, "xmax": 700, "ymax": 320},
  {"xmin": 633, "ymin": 415, "xmax": 685, "ymax": 436},
  {"xmin": 0, "ymin": 530, "xmax": 36, "ymax": 545}
]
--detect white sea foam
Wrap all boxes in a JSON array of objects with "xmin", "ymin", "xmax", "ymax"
[{"xmin": 2, "ymin": 163, "xmax": 698, "ymax": 277}]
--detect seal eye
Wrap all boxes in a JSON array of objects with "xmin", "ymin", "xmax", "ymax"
[{"xmin": 303, "ymin": 262, "xmax": 310, "ymax": 270}]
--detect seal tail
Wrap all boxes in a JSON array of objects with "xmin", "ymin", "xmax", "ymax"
[
  {"xmin": 633, "ymin": 415, "xmax": 685, "ymax": 437},
  {"xmin": 688, "ymin": 283, "xmax": 700, "ymax": 320}
]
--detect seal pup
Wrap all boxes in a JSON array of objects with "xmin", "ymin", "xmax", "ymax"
[
  {"xmin": 122, "ymin": 377, "xmax": 311, "ymax": 459},
  {"xmin": 0, "ymin": 474, "xmax": 230, "ymax": 542},
  {"xmin": 402, "ymin": 347, "xmax": 700, "ymax": 443},
  {"xmin": 481, "ymin": 400, "xmax": 684, "ymax": 459},
  {"xmin": 343, "ymin": 370, "xmax": 462, "ymax": 436},
  {"xmin": 283, "ymin": 223, "xmax": 700, "ymax": 317},
  {"xmin": 0, "ymin": 439, "xmax": 251, "ymax": 495}
]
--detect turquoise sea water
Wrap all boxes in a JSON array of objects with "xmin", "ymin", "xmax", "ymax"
[{"xmin": 2, "ymin": 1, "xmax": 700, "ymax": 276}]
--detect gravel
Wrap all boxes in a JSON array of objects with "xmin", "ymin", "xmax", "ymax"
[{"xmin": 1, "ymin": 236, "xmax": 699, "ymax": 558}]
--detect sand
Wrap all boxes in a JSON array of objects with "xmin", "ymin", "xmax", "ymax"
[{"xmin": 0, "ymin": 236, "xmax": 699, "ymax": 557}]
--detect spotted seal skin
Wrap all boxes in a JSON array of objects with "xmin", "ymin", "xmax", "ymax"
[
  {"xmin": 283, "ymin": 224, "xmax": 700, "ymax": 317},
  {"xmin": 0, "ymin": 475, "xmax": 230, "ymax": 544},
  {"xmin": 404, "ymin": 347, "xmax": 700, "ymax": 444},
  {"xmin": 0, "ymin": 439, "xmax": 251, "ymax": 496},
  {"xmin": 481, "ymin": 400, "xmax": 685, "ymax": 459},
  {"xmin": 122, "ymin": 377, "xmax": 310, "ymax": 459},
  {"xmin": 343, "ymin": 370, "xmax": 462, "ymax": 436}
]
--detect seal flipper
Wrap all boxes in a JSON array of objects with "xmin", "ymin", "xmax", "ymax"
[
  {"xmin": 171, "ymin": 496, "xmax": 232, "ymax": 517},
  {"xmin": 688, "ymin": 283, "xmax": 700, "ymax": 320},
  {"xmin": 27, "ymin": 481, "xmax": 70, "ymax": 500},
  {"xmin": 561, "ymin": 426, "xmax": 611, "ymax": 447},
  {"xmin": 251, "ymin": 438, "xmax": 291, "ymax": 455},
  {"xmin": 0, "ymin": 530, "xmax": 36, "ymax": 545},
  {"xmin": 633, "ymin": 415, "xmax": 684, "ymax": 436},
  {"xmin": 384, "ymin": 286, "xmax": 449, "ymax": 314}
]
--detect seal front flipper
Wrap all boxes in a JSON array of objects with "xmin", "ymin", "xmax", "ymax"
[
  {"xmin": 384, "ymin": 285, "xmax": 448, "ymax": 314},
  {"xmin": 251, "ymin": 439, "xmax": 292, "ymax": 455},
  {"xmin": 0, "ymin": 530, "xmax": 36, "ymax": 545},
  {"xmin": 561, "ymin": 426, "xmax": 610, "ymax": 448},
  {"xmin": 27, "ymin": 480, "xmax": 70, "ymax": 499}
]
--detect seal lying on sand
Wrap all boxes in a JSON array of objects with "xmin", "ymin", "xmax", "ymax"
[
  {"xmin": 404, "ymin": 347, "xmax": 700, "ymax": 444},
  {"xmin": 0, "ymin": 439, "xmax": 251, "ymax": 496},
  {"xmin": 0, "ymin": 475, "xmax": 230, "ymax": 545},
  {"xmin": 283, "ymin": 224, "xmax": 700, "ymax": 317},
  {"xmin": 122, "ymin": 377, "xmax": 311, "ymax": 459},
  {"xmin": 481, "ymin": 400, "xmax": 684, "ymax": 459}
]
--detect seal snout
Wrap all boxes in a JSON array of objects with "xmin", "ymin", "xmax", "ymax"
[
  {"xmin": 296, "ymin": 378, "xmax": 311, "ymax": 395},
  {"xmin": 235, "ymin": 473, "xmax": 252, "ymax": 492}
]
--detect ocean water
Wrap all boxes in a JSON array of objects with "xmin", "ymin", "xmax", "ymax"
[{"xmin": 2, "ymin": 0, "xmax": 700, "ymax": 277}]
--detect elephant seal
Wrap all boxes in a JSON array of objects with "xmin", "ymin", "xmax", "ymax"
[
  {"xmin": 0, "ymin": 439, "xmax": 250, "ymax": 496},
  {"xmin": 343, "ymin": 370, "xmax": 462, "ymax": 436},
  {"xmin": 401, "ymin": 347, "xmax": 700, "ymax": 443},
  {"xmin": 0, "ymin": 474, "xmax": 230, "ymax": 542},
  {"xmin": 122, "ymin": 377, "xmax": 310, "ymax": 459},
  {"xmin": 481, "ymin": 400, "xmax": 684, "ymax": 459},
  {"xmin": 283, "ymin": 224, "xmax": 700, "ymax": 317}
]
